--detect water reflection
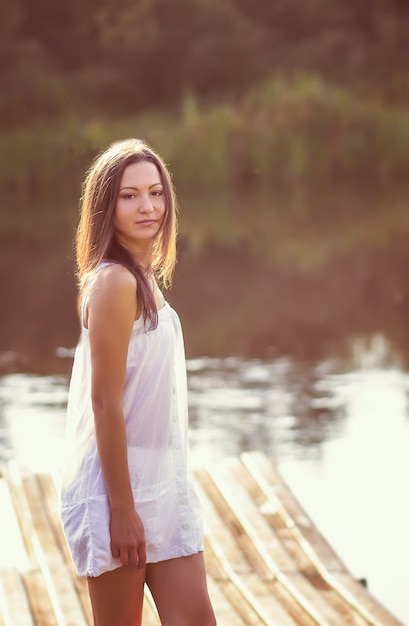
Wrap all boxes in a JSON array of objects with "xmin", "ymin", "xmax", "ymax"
[
  {"xmin": 0, "ymin": 374, "xmax": 68, "ymax": 469},
  {"xmin": 0, "ymin": 334, "xmax": 406, "ymax": 470},
  {"xmin": 1, "ymin": 191, "xmax": 409, "ymax": 371},
  {"xmin": 187, "ymin": 356, "xmax": 300, "ymax": 463},
  {"xmin": 279, "ymin": 364, "xmax": 409, "ymax": 625}
]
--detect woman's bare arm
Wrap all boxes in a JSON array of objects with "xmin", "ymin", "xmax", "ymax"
[{"xmin": 87, "ymin": 265, "xmax": 146, "ymax": 568}]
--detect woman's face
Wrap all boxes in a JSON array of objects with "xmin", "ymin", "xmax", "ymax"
[{"xmin": 114, "ymin": 160, "xmax": 166, "ymax": 251}]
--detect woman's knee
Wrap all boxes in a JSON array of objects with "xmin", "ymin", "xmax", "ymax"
[
  {"xmin": 200, "ymin": 606, "xmax": 217, "ymax": 626},
  {"xmin": 159, "ymin": 594, "xmax": 216, "ymax": 626},
  {"xmin": 162, "ymin": 611, "xmax": 216, "ymax": 626},
  {"xmin": 186, "ymin": 601, "xmax": 217, "ymax": 626}
]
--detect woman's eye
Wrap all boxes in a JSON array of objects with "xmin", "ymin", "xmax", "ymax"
[
  {"xmin": 123, "ymin": 193, "xmax": 135, "ymax": 200},
  {"xmin": 152, "ymin": 189, "xmax": 163, "ymax": 197}
]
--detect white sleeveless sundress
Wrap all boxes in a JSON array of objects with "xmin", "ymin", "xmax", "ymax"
[{"xmin": 60, "ymin": 266, "xmax": 203, "ymax": 577}]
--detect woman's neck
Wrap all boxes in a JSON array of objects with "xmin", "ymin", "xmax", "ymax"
[{"xmin": 121, "ymin": 240, "xmax": 154, "ymax": 271}]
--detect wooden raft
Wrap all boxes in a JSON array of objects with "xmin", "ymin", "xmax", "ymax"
[{"xmin": 0, "ymin": 452, "xmax": 403, "ymax": 626}]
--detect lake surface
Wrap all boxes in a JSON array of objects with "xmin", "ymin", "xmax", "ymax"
[{"xmin": 0, "ymin": 335, "xmax": 408, "ymax": 624}]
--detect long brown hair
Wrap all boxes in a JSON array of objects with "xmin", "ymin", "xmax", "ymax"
[{"xmin": 76, "ymin": 138, "xmax": 178, "ymax": 328}]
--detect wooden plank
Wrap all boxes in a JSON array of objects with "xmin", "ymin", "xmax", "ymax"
[
  {"xmin": 20, "ymin": 473, "xmax": 89, "ymax": 626},
  {"xmin": 241, "ymin": 452, "xmax": 403, "ymax": 626},
  {"xmin": 333, "ymin": 574, "xmax": 404, "ymax": 626},
  {"xmin": 0, "ymin": 455, "xmax": 404, "ymax": 626},
  {"xmin": 2, "ymin": 465, "xmax": 60, "ymax": 625},
  {"xmin": 273, "ymin": 572, "xmax": 366, "ymax": 626},
  {"xmin": 201, "ymin": 457, "xmax": 374, "ymax": 626},
  {"xmin": 196, "ymin": 465, "xmax": 328, "ymax": 626},
  {"xmin": 196, "ymin": 481, "xmax": 299, "ymax": 625},
  {"xmin": 22, "ymin": 569, "xmax": 58, "ymax": 626},
  {"xmin": 195, "ymin": 480, "xmax": 255, "ymax": 576},
  {"xmin": 0, "ymin": 479, "xmax": 29, "ymax": 572},
  {"xmin": 0, "ymin": 569, "xmax": 34, "ymax": 626},
  {"xmin": 36, "ymin": 473, "xmax": 93, "ymax": 625},
  {"xmin": 203, "ymin": 534, "xmax": 279, "ymax": 625},
  {"xmin": 199, "ymin": 461, "xmax": 346, "ymax": 625},
  {"xmin": 236, "ymin": 455, "xmax": 369, "ymax": 626},
  {"xmin": 241, "ymin": 453, "xmax": 346, "ymax": 571},
  {"xmin": 196, "ymin": 465, "xmax": 289, "ymax": 578},
  {"xmin": 206, "ymin": 575, "xmax": 247, "ymax": 626},
  {"xmin": 2, "ymin": 464, "xmax": 38, "ymax": 569}
]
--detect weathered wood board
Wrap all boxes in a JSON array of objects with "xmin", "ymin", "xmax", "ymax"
[{"xmin": 0, "ymin": 453, "xmax": 403, "ymax": 625}]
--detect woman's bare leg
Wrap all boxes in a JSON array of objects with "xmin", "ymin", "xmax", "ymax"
[
  {"xmin": 146, "ymin": 553, "xmax": 216, "ymax": 626},
  {"xmin": 87, "ymin": 565, "xmax": 146, "ymax": 626}
]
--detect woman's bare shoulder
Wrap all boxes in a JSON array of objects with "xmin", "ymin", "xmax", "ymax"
[
  {"xmin": 88, "ymin": 264, "xmax": 137, "ymax": 317},
  {"xmin": 93, "ymin": 263, "xmax": 136, "ymax": 289}
]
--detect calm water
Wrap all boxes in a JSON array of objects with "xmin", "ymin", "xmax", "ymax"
[{"xmin": 0, "ymin": 335, "xmax": 408, "ymax": 624}]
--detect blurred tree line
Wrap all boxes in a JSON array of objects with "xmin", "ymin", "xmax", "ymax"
[
  {"xmin": 2, "ymin": 0, "xmax": 409, "ymax": 126},
  {"xmin": 1, "ymin": 0, "xmax": 409, "ymax": 368}
]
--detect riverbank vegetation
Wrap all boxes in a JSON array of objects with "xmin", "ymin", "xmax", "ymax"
[
  {"xmin": 3, "ymin": 0, "xmax": 409, "ymax": 240},
  {"xmin": 2, "ymin": 75, "xmax": 409, "ymax": 242}
]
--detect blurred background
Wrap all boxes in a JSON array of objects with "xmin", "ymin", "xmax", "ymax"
[{"xmin": 1, "ymin": 0, "xmax": 409, "ymax": 622}]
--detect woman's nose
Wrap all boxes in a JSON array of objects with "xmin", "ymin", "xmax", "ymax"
[{"xmin": 139, "ymin": 194, "xmax": 154, "ymax": 213}]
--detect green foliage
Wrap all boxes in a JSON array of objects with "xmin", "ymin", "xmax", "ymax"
[
  {"xmin": 1, "ymin": 75, "xmax": 409, "ymax": 240},
  {"xmin": 2, "ymin": 0, "xmax": 409, "ymax": 125},
  {"xmin": 234, "ymin": 75, "xmax": 409, "ymax": 187}
]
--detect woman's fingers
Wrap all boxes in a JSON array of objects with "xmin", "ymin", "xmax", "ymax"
[
  {"xmin": 111, "ymin": 540, "xmax": 146, "ymax": 568},
  {"xmin": 138, "ymin": 542, "xmax": 147, "ymax": 568},
  {"xmin": 127, "ymin": 545, "xmax": 139, "ymax": 567},
  {"xmin": 109, "ymin": 509, "xmax": 146, "ymax": 566},
  {"xmin": 110, "ymin": 542, "xmax": 120, "ymax": 559}
]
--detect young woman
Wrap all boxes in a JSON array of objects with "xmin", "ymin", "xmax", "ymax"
[{"xmin": 60, "ymin": 139, "xmax": 216, "ymax": 626}]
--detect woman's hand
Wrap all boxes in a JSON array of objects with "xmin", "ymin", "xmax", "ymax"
[{"xmin": 110, "ymin": 506, "xmax": 146, "ymax": 568}]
